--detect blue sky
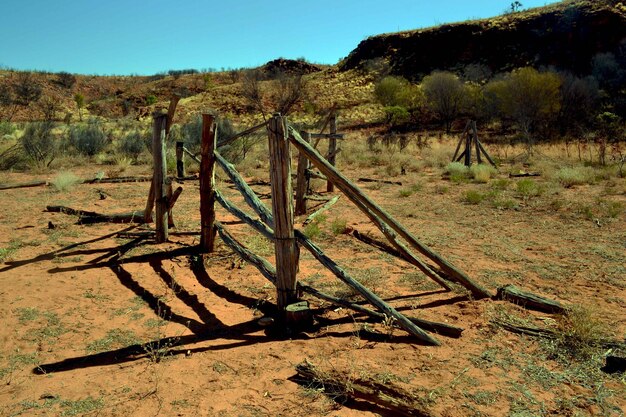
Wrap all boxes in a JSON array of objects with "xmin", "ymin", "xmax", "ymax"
[{"xmin": 0, "ymin": 0, "xmax": 558, "ymax": 75}]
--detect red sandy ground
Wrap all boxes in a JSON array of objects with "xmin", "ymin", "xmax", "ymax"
[{"xmin": 0, "ymin": 160, "xmax": 624, "ymax": 417}]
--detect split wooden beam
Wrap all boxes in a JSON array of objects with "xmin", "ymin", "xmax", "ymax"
[
  {"xmin": 288, "ymin": 126, "xmax": 491, "ymax": 299},
  {"xmin": 295, "ymin": 131, "xmax": 311, "ymax": 216},
  {"xmin": 200, "ymin": 114, "xmax": 217, "ymax": 253},
  {"xmin": 152, "ymin": 113, "xmax": 168, "ymax": 243},
  {"xmin": 214, "ymin": 155, "xmax": 440, "ymax": 344},
  {"xmin": 302, "ymin": 195, "xmax": 340, "ymax": 225},
  {"xmin": 495, "ymin": 284, "xmax": 565, "ymax": 314},
  {"xmin": 327, "ymin": 113, "xmax": 337, "ymax": 192},
  {"xmin": 267, "ymin": 114, "xmax": 299, "ymax": 310},
  {"xmin": 299, "ymin": 284, "xmax": 463, "ymax": 338}
]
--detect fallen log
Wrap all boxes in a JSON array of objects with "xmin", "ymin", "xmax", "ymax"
[
  {"xmin": 288, "ymin": 126, "xmax": 490, "ymax": 299},
  {"xmin": 300, "ymin": 284, "xmax": 463, "ymax": 338},
  {"xmin": 493, "ymin": 319, "xmax": 625, "ymax": 350},
  {"xmin": 0, "ymin": 180, "xmax": 48, "ymax": 190},
  {"xmin": 45, "ymin": 206, "xmax": 147, "ymax": 224},
  {"xmin": 495, "ymin": 284, "xmax": 565, "ymax": 314},
  {"xmin": 302, "ymin": 195, "xmax": 340, "ymax": 225},
  {"xmin": 509, "ymin": 172, "xmax": 541, "ymax": 178},
  {"xmin": 358, "ymin": 177, "xmax": 403, "ymax": 186},
  {"xmin": 294, "ymin": 360, "xmax": 430, "ymax": 417}
]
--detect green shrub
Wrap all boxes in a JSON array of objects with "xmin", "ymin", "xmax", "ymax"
[
  {"xmin": 51, "ymin": 171, "xmax": 80, "ymax": 192},
  {"xmin": 69, "ymin": 120, "xmax": 108, "ymax": 156},
  {"xmin": 146, "ymin": 95, "xmax": 157, "ymax": 105},
  {"xmin": 20, "ymin": 121, "xmax": 57, "ymax": 167},
  {"xmin": 556, "ymin": 167, "xmax": 595, "ymax": 188},
  {"xmin": 470, "ymin": 164, "xmax": 497, "ymax": 183},
  {"xmin": 118, "ymin": 131, "xmax": 145, "ymax": 160},
  {"xmin": 383, "ymin": 106, "xmax": 410, "ymax": 127},
  {"xmin": 491, "ymin": 178, "xmax": 510, "ymax": 190}
]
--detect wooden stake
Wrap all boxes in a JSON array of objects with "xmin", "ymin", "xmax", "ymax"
[
  {"xmin": 152, "ymin": 113, "xmax": 168, "ymax": 243},
  {"xmin": 144, "ymin": 179, "xmax": 155, "ymax": 223},
  {"xmin": 452, "ymin": 121, "xmax": 470, "ymax": 162},
  {"xmin": 327, "ymin": 113, "xmax": 337, "ymax": 192},
  {"xmin": 295, "ymin": 130, "xmax": 311, "ymax": 216},
  {"xmin": 288, "ymin": 127, "xmax": 491, "ymax": 299},
  {"xmin": 200, "ymin": 114, "xmax": 217, "ymax": 252},
  {"xmin": 472, "ymin": 121, "xmax": 482, "ymax": 165},
  {"xmin": 268, "ymin": 114, "xmax": 298, "ymax": 310},
  {"xmin": 165, "ymin": 95, "xmax": 180, "ymax": 137}
]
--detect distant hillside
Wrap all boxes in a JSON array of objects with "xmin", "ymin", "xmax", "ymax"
[{"xmin": 339, "ymin": 0, "xmax": 626, "ymax": 79}]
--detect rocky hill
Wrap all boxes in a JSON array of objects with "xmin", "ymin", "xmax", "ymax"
[{"xmin": 339, "ymin": 0, "xmax": 626, "ymax": 80}]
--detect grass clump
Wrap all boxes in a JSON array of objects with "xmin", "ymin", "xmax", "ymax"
[
  {"xmin": 330, "ymin": 218, "xmax": 348, "ymax": 235},
  {"xmin": 549, "ymin": 305, "xmax": 610, "ymax": 361},
  {"xmin": 60, "ymin": 397, "xmax": 105, "ymax": 416},
  {"xmin": 445, "ymin": 162, "xmax": 469, "ymax": 183},
  {"xmin": 51, "ymin": 171, "xmax": 80, "ymax": 192},
  {"xmin": 556, "ymin": 167, "xmax": 595, "ymax": 188},
  {"xmin": 470, "ymin": 164, "xmax": 497, "ymax": 183},
  {"xmin": 86, "ymin": 329, "xmax": 138, "ymax": 353},
  {"xmin": 398, "ymin": 182, "xmax": 422, "ymax": 198},
  {"xmin": 516, "ymin": 178, "xmax": 542, "ymax": 198},
  {"xmin": 463, "ymin": 190, "xmax": 487, "ymax": 204}
]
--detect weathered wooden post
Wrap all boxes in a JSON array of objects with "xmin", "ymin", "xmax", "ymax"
[
  {"xmin": 176, "ymin": 142, "xmax": 185, "ymax": 178},
  {"xmin": 200, "ymin": 114, "xmax": 217, "ymax": 252},
  {"xmin": 294, "ymin": 130, "xmax": 311, "ymax": 216},
  {"xmin": 268, "ymin": 114, "xmax": 299, "ymax": 312},
  {"xmin": 327, "ymin": 112, "xmax": 337, "ymax": 192},
  {"xmin": 152, "ymin": 113, "xmax": 168, "ymax": 243}
]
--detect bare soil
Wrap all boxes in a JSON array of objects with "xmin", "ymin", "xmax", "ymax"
[{"xmin": 0, "ymin": 154, "xmax": 624, "ymax": 417}]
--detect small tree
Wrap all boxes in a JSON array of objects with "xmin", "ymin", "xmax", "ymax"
[
  {"xmin": 422, "ymin": 71, "xmax": 466, "ymax": 134},
  {"xmin": 241, "ymin": 69, "xmax": 306, "ymax": 118},
  {"xmin": 494, "ymin": 67, "xmax": 561, "ymax": 151},
  {"xmin": 74, "ymin": 93, "xmax": 85, "ymax": 121},
  {"xmin": 13, "ymin": 73, "xmax": 42, "ymax": 106}
]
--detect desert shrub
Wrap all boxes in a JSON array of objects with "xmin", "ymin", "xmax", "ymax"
[
  {"xmin": 56, "ymin": 71, "xmax": 76, "ymax": 89},
  {"xmin": 146, "ymin": 95, "xmax": 157, "ymax": 105},
  {"xmin": 0, "ymin": 121, "xmax": 16, "ymax": 136},
  {"xmin": 445, "ymin": 162, "xmax": 469, "ymax": 182},
  {"xmin": 20, "ymin": 121, "xmax": 57, "ymax": 168},
  {"xmin": 118, "ymin": 131, "xmax": 145, "ymax": 161},
  {"xmin": 470, "ymin": 164, "xmax": 497, "ymax": 183},
  {"xmin": 383, "ymin": 106, "xmax": 410, "ymax": 127},
  {"xmin": 69, "ymin": 120, "xmax": 108, "ymax": 156},
  {"xmin": 182, "ymin": 115, "xmax": 249, "ymax": 162},
  {"xmin": 421, "ymin": 146, "xmax": 450, "ymax": 168},
  {"xmin": 555, "ymin": 167, "xmax": 595, "ymax": 187},
  {"xmin": 374, "ymin": 76, "xmax": 409, "ymax": 107},
  {"xmin": 491, "ymin": 178, "xmax": 510, "ymax": 190},
  {"xmin": 51, "ymin": 171, "xmax": 80, "ymax": 192},
  {"xmin": 303, "ymin": 222, "xmax": 322, "ymax": 239}
]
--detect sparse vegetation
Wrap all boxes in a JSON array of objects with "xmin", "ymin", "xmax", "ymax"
[
  {"xmin": 68, "ymin": 119, "xmax": 108, "ymax": 156},
  {"xmin": 51, "ymin": 171, "xmax": 80, "ymax": 192}
]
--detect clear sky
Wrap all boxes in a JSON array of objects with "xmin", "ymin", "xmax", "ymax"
[{"xmin": 0, "ymin": 0, "xmax": 559, "ymax": 75}]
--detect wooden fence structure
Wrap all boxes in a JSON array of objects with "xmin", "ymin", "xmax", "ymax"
[
  {"xmin": 452, "ymin": 120, "xmax": 496, "ymax": 167},
  {"xmin": 179, "ymin": 112, "xmax": 497, "ymax": 346}
]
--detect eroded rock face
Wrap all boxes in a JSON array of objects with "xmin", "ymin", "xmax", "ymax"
[{"xmin": 339, "ymin": 2, "xmax": 626, "ymax": 79}]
